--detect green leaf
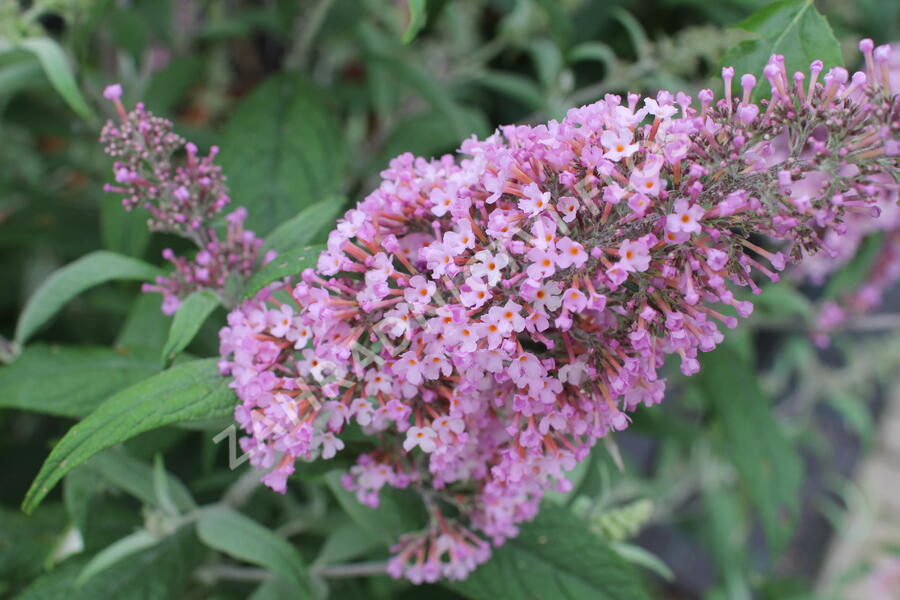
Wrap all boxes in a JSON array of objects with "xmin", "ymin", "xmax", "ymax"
[
  {"xmin": 218, "ymin": 75, "xmax": 344, "ymax": 235},
  {"xmin": 587, "ymin": 499, "xmax": 654, "ymax": 543},
  {"xmin": 22, "ymin": 359, "xmax": 234, "ymax": 514},
  {"xmin": 17, "ymin": 527, "xmax": 202, "ymax": 600},
  {"xmin": 697, "ymin": 340, "xmax": 803, "ymax": 555},
  {"xmin": 64, "ymin": 468, "xmax": 99, "ymax": 535},
  {"xmin": 324, "ymin": 471, "xmax": 427, "ymax": 545},
  {"xmin": 569, "ymin": 42, "xmax": 617, "ymax": 70},
  {"xmin": 262, "ymin": 197, "xmax": 345, "ymax": 255},
  {"xmin": 152, "ymin": 455, "xmax": 180, "ymax": 516},
  {"xmin": 469, "ymin": 72, "xmax": 545, "ymax": 111},
  {"xmin": 721, "ymin": 0, "xmax": 842, "ymax": 99},
  {"xmin": 243, "ymin": 245, "xmax": 323, "ymax": 299},
  {"xmin": 609, "ymin": 542, "xmax": 674, "ymax": 581},
  {"xmin": 143, "ymin": 56, "xmax": 204, "ymax": 114},
  {"xmin": 249, "ymin": 577, "xmax": 302, "ymax": 600},
  {"xmin": 368, "ymin": 54, "xmax": 472, "ymax": 140},
  {"xmin": 823, "ymin": 233, "xmax": 884, "ymax": 300},
  {"xmin": 161, "ymin": 290, "xmax": 219, "ymax": 364},
  {"xmin": 115, "ymin": 293, "xmax": 172, "ymax": 355},
  {"xmin": 0, "ymin": 345, "xmax": 159, "ymax": 418},
  {"xmin": 196, "ymin": 506, "xmax": 311, "ymax": 596},
  {"xmin": 76, "ymin": 530, "xmax": 160, "ymax": 585},
  {"xmin": 100, "ymin": 195, "xmax": 151, "ymax": 259},
  {"xmin": 87, "ymin": 450, "xmax": 196, "ymax": 513},
  {"xmin": 15, "ymin": 251, "xmax": 160, "ymax": 345},
  {"xmin": 378, "ymin": 107, "xmax": 490, "ymax": 167},
  {"xmin": 402, "ymin": 0, "xmax": 427, "ymax": 43},
  {"xmin": 448, "ymin": 504, "xmax": 650, "ymax": 600},
  {"xmin": 313, "ymin": 522, "xmax": 379, "ymax": 566},
  {"xmin": 752, "ymin": 280, "xmax": 814, "ymax": 319},
  {"xmin": 18, "ymin": 37, "xmax": 96, "ymax": 120},
  {"xmin": 0, "ymin": 505, "xmax": 68, "ymax": 589},
  {"xmin": 528, "ymin": 39, "xmax": 564, "ymax": 89}
]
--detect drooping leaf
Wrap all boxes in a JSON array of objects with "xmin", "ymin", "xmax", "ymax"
[
  {"xmin": 367, "ymin": 54, "xmax": 473, "ymax": 140},
  {"xmin": 448, "ymin": 504, "xmax": 650, "ymax": 600},
  {"xmin": 15, "ymin": 251, "xmax": 160, "ymax": 345},
  {"xmin": 242, "ymin": 245, "xmax": 323, "ymax": 299},
  {"xmin": 76, "ymin": 530, "xmax": 161, "ymax": 585},
  {"xmin": 18, "ymin": 37, "xmax": 96, "ymax": 120},
  {"xmin": 721, "ymin": 0, "xmax": 842, "ymax": 99},
  {"xmin": 468, "ymin": 72, "xmax": 545, "ymax": 111},
  {"xmin": 64, "ymin": 468, "xmax": 99, "ymax": 535},
  {"xmin": 697, "ymin": 340, "xmax": 803, "ymax": 555},
  {"xmin": 218, "ymin": 75, "xmax": 344, "ymax": 235},
  {"xmin": 196, "ymin": 506, "xmax": 312, "ymax": 596},
  {"xmin": 609, "ymin": 542, "xmax": 675, "ymax": 582},
  {"xmin": 100, "ymin": 195, "xmax": 151, "ymax": 259},
  {"xmin": 16, "ymin": 527, "xmax": 202, "ymax": 600},
  {"xmin": 313, "ymin": 522, "xmax": 379, "ymax": 566},
  {"xmin": 401, "ymin": 0, "xmax": 427, "ymax": 43},
  {"xmin": 0, "ymin": 505, "xmax": 68, "ymax": 589},
  {"xmin": 249, "ymin": 576, "xmax": 303, "ymax": 600},
  {"xmin": 378, "ymin": 107, "xmax": 490, "ymax": 168},
  {"xmin": 22, "ymin": 359, "xmax": 235, "ymax": 514},
  {"xmin": 161, "ymin": 290, "xmax": 219, "ymax": 364},
  {"xmin": 0, "ymin": 345, "xmax": 159, "ymax": 418},
  {"xmin": 262, "ymin": 197, "xmax": 345, "ymax": 255},
  {"xmin": 86, "ymin": 450, "xmax": 196, "ymax": 513},
  {"xmin": 115, "ymin": 293, "xmax": 172, "ymax": 355},
  {"xmin": 324, "ymin": 471, "xmax": 428, "ymax": 545}
]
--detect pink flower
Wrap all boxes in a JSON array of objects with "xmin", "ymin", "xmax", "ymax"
[
  {"xmin": 629, "ymin": 170, "xmax": 662, "ymax": 197},
  {"xmin": 405, "ymin": 275, "xmax": 437, "ymax": 305},
  {"xmin": 319, "ymin": 432, "xmax": 345, "ymax": 459},
  {"xmin": 618, "ymin": 239, "xmax": 651, "ymax": 272},
  {"xmin": 600, "ymin": 129, "xmax": 639, "ymax": 162},
  {"xmin": 404, "ymin": 426, "xmax": 438, "ymax": 452},
  {"xmin": 519, "ymin": 183, "xmax": 551, "ymax": 216},
  {"xmin": 561, "ymin": 288, "xmax": 587, "ymax": 312},
  {"xmin": 665, "ymin": 198, "xmax": 705, "ymax": 234},
  {"xmin": 526, "ymin": 247, "xmax": 557, "ymax": 280},
  {"xmin": 555, "ymin": 237, "xmax": 587, "ymax": 269},
  {"xmin": 557, "ymin": 195, "xmax": 579, "ymax": 222},
  {"xmin": 459, "ymin": 276, "xmax": 491, "ymax": 308},
  {"xmin": 470, "ymin": 250, "xmax": 508, "ymax": 286}
]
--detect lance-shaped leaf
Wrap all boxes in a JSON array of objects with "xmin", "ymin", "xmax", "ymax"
[
  {"xmin": 15, "ymin": 251, "xmax": 160, "ymax": 345},
  {"xmin": 196, "ymin": 507, "xmax": 312, "ymax": 597},
  {"xmin": 242, "ymin": 245, "xmax": 323, "ymax": 299},
  {"xmin": 160, "ymin": 290, "xmax": 220, "ymax": 364},
  {"xmin": 0, "ymin": 345, "xmax": 159, "ymax": 418},
  {"xmin": 22, "ymin": 359, "xmax": 235, "ymax": 514}
]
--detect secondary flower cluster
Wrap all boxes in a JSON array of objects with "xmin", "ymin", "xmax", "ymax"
[
  {"xmin": 100, "ymin": 85, "xmax": 270, "ymax": 313},
  {"xmin": 218, "ymin": 41, "xmax": 899, "ymax": 582},
  {"xmin": 795, "ymin": 45, "xmax": 900, "ymax": 345}
]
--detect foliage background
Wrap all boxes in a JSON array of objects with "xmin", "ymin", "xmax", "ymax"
[{"xmin": 1, "ymin": 0, "xmax": 899, "ymax": 599}]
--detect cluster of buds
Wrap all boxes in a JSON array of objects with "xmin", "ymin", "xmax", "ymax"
[
  {"xmin": 218, "ymin": 41, "xmax": 899, "ymax": 582},
  {"xmin": 796, "ymin": 44, "xmax": 900, "ymax": 344},
  {"xmin": 100, "ymin": 85, "xmax": 270, "ymax": 313},
  {"xmin": 141, "ymin": 208, "xmax": 268, "ymax": 314}
]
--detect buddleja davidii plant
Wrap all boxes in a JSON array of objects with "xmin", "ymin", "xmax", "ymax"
[
  {"xmin": 11, "ymin": 39, "xmax": 899, "ymax": 600},
  {"xmin": 212, "ymin": 39, "xmax": 899, "ymax": 585}
]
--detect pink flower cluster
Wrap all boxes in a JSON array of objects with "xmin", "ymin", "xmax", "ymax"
[
  {"xmin": 794, "ymin": 45, "xmax": 900, "ymax": 344},
  {"xmin": 100, "ymin": 85, "xmax": 271, "ymax": 314},
  {"xmin": 218, "ymin": 41, "xmax": 899, "ymax": 582}
]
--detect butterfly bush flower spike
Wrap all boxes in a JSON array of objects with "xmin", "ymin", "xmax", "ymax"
[
  {"xmin": 100, "ymin": 89, "xmax": 272, "ymax": 313},
  {"xmin": 215, "ymin": 42, "xmax": 900, "ymax": 583}
]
